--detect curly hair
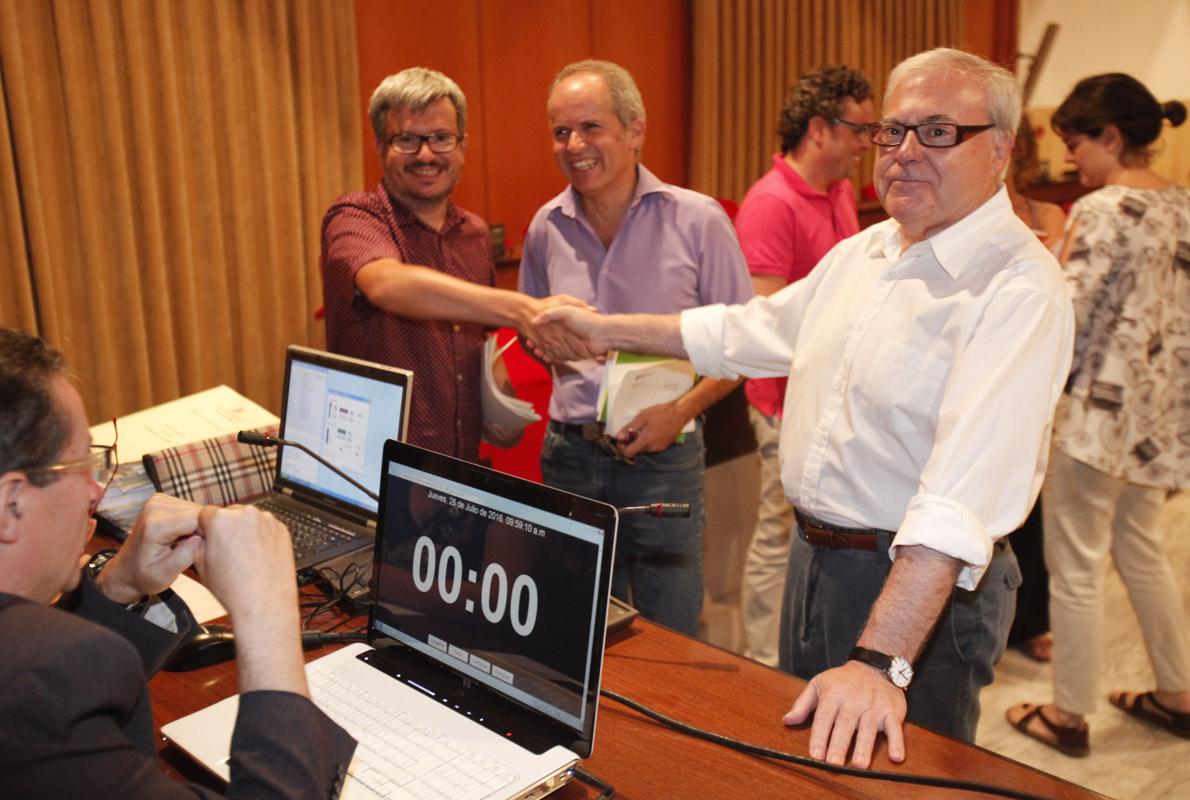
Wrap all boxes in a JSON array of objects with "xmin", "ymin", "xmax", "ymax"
[
  {"xmin": 777, "ymin": 66, "xmax": 871, "ymax": 153},
  {"xmin": 0, "ymin": 328, "xmax": 70, "ymax": 486}
]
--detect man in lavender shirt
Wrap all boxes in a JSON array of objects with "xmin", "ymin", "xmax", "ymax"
[{"xmin": 518, "ymin": 60, "xmax": 753, "ymax": 636}]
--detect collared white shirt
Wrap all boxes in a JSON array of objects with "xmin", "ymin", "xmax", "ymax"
[{"xmin": 682, "ymin": 188, "xmax": 1074, "ymax": 589}]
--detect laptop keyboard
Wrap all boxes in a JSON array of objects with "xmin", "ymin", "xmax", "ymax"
[
  {"xmin": 255, "ymin": 499, "xmax": 363, "ymax": 561},
  {"xmin": 310, "ymin": 663, "xmax": 517, "ymax": 800}
]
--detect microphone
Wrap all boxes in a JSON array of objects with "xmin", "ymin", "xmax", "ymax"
[
  {"xmin": 237, "ymin": 430, "xmax": 379, "ymax": 502},
  {"xmin": 615, "ymin": 503, "xmax": 692, "ymax": 518}
]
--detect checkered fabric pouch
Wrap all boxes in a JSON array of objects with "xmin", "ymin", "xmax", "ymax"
[{"xmin": 142, "ymin": 425, "xmax": 279, "ymax": 506}]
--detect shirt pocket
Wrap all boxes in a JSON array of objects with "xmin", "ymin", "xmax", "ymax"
[{"xmin": 853, "ymin": 339, "xmax": 950, "ymax": 436}]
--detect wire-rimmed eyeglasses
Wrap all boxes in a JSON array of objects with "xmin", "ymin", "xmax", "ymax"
[
  {"xmin": 386, "ymin": 132, "xmax": 461, "ymax": 154},
  {"xmin": 869, "ymin": 121, "xmax": 995, "ymax": 148},
  {"xmin": 29, "ymin": 417, "xmax": 119, "ymax": 497}
]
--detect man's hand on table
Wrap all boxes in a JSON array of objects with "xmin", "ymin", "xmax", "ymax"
[{"xmin": 783, "ymin": 660, "xmax": 907, "ymax": 769}]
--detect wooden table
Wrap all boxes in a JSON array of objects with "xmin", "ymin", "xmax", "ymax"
[{"xmin": 148, "ymin": 615, "xmax": 1103, "ymax": 799}]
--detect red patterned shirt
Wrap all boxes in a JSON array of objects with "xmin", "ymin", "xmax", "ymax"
[{"xmin": 321, "ymin": 184, "xmax": 494, "ymax": 461}]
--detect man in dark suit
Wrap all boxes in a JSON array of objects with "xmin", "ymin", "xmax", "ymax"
[{"xmin": 0, "ymin": 328, "xmax": 356, "ymax": 798}]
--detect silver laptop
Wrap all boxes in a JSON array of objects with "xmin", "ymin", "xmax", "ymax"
[
  {"xmin": 164, "ymin": 440, "xmax": 618, "ymax": 800},
  {"xmin": 253, "ymin": 345, "xmax": 412, "ymax": 572}
]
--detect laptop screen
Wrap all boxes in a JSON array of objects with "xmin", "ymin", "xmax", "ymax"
[
  {"xmin": 371, "ymin": 442, "xmax": 616, "ymax": 740},
  {"xmin": 277, "ymin": 346, "xmax": 411, "ymax": 514}
]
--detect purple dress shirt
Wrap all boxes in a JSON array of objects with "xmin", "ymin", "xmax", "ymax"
[{"xmin": 519, "ymin": 165, "xmax": 753, "ymax": 423}]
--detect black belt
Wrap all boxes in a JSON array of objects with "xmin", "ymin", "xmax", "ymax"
[
  {"xmin": 794, "ymin": 508, "xmax": 888, "ymax": 552},
  {"xmin": 553, "ymin": 421, "xmax": 606, "ymax": 442}
]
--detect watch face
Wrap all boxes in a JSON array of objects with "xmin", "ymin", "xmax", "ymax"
[{"xmin": 889, "ymin": 656, "xmax": 913, "ymax": 689}]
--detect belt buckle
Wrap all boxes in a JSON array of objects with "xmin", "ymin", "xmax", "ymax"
[
  {"xmin": 580, "ymin": 422, "xmax": 604, "ymax": 442},
  {"xmin": 828, "ymin": 530, "xmax": 850, "ymax": 550}
]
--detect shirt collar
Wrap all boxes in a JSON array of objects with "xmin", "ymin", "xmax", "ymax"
[
  {"xmin": 771, "ymin": 153, "xmax": 844, "ymax": 199},
  {"xmin": 384, "ymin": 185, "xmax": 465, "ymax": 234},
  {"xmin": 869, "ymin": 185, "xmax": 1011, "ymax": 278},
  {"xmin": 548, "ymin": 163, "xmax": 671, "ymax": 219}
]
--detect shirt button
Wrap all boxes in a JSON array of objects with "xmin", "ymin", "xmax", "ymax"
[
  {"xmin": 452, "ymin": 324, "xmax": 460, "ymax": 332},
  {"xmin": 456, "ymin": 373, "xmax": 464, "ymax": 381}
]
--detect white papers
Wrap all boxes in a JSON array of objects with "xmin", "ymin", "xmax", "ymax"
[
  {"xmin": 90, "ymin": 385, "xmax": 278, "ymax": 528},
  {"xmin": 170, "ymin": 573, "xmax": 227, "ymax": 624},
  {"xmin": 480, "ymin": 336, "xmax": 541, "ymax": 430},
  {"xmin": 89, "ymin": 385, "xmax": 278, "ymax": 464},
  {"xmin": 598, "ymin": 352, "xmax": 696, "ymax": 436}
]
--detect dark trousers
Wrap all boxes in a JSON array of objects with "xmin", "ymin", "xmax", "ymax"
[
  {"xmin": 1007, "ymin": 500, "xmax": 1049, "ymax": 644},
  {"xmin": 540, "ymin": 421, "xmax": 706, "ymax": 637},
  {"xmin": 779, "ymin": 527, "xmax": 1021, "ymax": 742}
]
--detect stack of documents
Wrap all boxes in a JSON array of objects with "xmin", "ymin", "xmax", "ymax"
[
  {"xmin": 598, "ymin": 352, "xmax": 696, "ymax": 437},
  {"xmin": 480, "ymin": 335, "xmax": 541, "ymax": 430},
  {"xmin": 90, "ymin": 385, "xmax": 279, "ymax": 532}
]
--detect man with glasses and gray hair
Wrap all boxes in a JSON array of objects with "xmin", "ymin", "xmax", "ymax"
[
  {"xmin": 322, "ymin": 67, "xmax": 588, "ymax": 463},
  {"xmin": 0, "ymin": 327, "xmax": 356, "ymax": 797},
  {"xmin": 534, "ymin": 48, "xmax": 1075, "ymax": 765},
  {"xmin": 518, "ymin": 59, "xmax": 752, "ymax": 637}
]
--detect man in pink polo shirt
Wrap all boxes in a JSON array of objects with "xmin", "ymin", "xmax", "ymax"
[{"xmin": 735, "ymin": 66, "xmax": 876, "ymax": 666}]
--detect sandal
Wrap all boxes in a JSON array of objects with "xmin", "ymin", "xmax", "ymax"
[
  {"xmin": 1006, "ymin": 702, "xmax": 1090, "ymax": 757},
  {"xmin": 1109, "ymin": 691, "xmax": 1190, "ymax": 739}
]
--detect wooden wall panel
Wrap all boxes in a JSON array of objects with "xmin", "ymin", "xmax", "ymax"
[
  {"xmin": 477, "ymin": 0, "xmax": 589, "ymax": 245},
  {"xmin": 591, "ymin": 0, "xmax": 691, "ymax": 188}
]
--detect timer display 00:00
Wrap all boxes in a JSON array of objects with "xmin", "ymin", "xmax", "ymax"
[{"xmin": 411, "ymin": 535, "xmax": 539, "ymax": 637}]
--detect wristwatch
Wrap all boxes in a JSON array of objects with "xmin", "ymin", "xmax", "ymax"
[
  {"xmin": 848, "ymin": 646, "xmax": 914, "ymax": 689},
  {"xmin": 86, "ymin": 548, "xmax": 119, "ymax": 580}
]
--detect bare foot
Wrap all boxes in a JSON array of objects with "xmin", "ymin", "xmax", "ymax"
[{"xmin": 1020, "ymin": 632, "xmax": 1053, "ymax": 662}]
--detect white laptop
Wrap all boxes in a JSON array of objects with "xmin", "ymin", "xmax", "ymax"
[
  {"xmin": 252, "ymin": 345, "xmax": 412, "ymax": 572},
  {"xmin": 163, "ymin": 439, "xmax": 618, "ymax": 800}
]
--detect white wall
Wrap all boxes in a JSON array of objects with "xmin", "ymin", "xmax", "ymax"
[{"xmin": 1019, "ymin": 0, "xmax": 1190, "ymax": 108}]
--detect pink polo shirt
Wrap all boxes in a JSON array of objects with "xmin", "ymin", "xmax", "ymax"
[{"xmin": 735, "ymin": 154, "xmax": 859, "ymax": 417}]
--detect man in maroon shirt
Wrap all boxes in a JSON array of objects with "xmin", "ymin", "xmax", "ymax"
[{"xmin": 321, "ymin": 68, "xmax": 585, "ymax": 461}]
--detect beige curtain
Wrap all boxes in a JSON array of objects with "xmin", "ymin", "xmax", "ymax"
[
  {"xmin": 691, "ymin": 0, "xmax": 964, "ymax": 201},
  {"xmin": 0, "ymin": 0, "xmax": 362, "ymax": 422}
]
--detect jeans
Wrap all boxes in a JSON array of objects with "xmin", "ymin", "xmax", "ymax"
[
  {"xmin": 779, "ymin": 525, "xmax": 1021, "ymax": 742},
  {"xmin": 541, "ymin": 421, "xmax": 705, "ymax": 636}
]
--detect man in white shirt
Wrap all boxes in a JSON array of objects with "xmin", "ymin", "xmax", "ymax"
[{"xmin": 535, "ymin": 48, "xmax": 1074, "ymax": 768}]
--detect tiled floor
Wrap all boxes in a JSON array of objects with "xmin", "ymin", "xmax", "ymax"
[{"xmin": 976, "ymin": 490, "xmax": 1190, "ymax": 800}]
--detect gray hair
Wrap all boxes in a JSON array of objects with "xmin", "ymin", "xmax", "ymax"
[
  {"xmin": 885, "ymin": 48, "xmax": 1021, "ymax": 139},
  {"xmin": 368, "ymin": 67, "xmax": 467, "ymax": 142},
  {"xmin": 550, "ymin": 59, "xmax": 646, "ymax": 128}
]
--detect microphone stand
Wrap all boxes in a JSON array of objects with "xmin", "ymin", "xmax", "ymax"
[{"xmin": 237, "ymin": 430, "xmax": 379, "ymax": 503}]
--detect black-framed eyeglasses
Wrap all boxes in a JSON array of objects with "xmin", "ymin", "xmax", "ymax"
[
  {"xmin": 386, "ymin": 132, "xmax": 461, "ymax": 154},
  {"xmin": 870, "ymin": 121, "xmax": 995, "ymax": 148},
  {"xmin": 831, "ymin": 117, "xmax": 874, "ymax": 136},
  {"xmin": 29, "ymin": 417, "xmax": 119, "ymax": 497},
  {"xmin": 595, "ymin": 434, "xmax": 636, "ymax": 466}
]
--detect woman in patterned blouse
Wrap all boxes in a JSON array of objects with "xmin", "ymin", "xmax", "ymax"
[{"xmin": 1008, "ymin": 73, "xmax": 1190, "ymax": 756}]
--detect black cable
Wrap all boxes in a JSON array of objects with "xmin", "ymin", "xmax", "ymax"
[
  {"xmin": 569, "ymin": 766, "xmax": 615, "ymax": 799},
  {"xmin": 600, "ymin": 688, "xmax": 1053, "ymax": 800}
]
